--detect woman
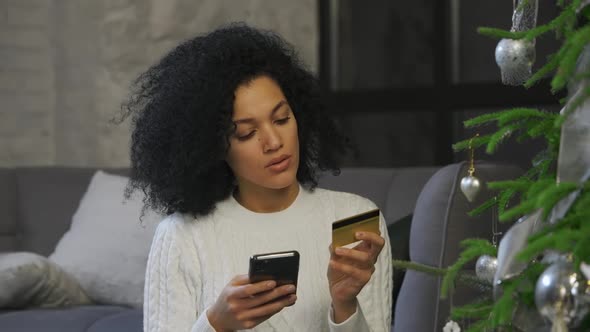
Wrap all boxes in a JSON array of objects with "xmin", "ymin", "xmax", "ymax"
[{"xmin": 123, "ymin": 23, "xmax": 392, "ymax": 332}]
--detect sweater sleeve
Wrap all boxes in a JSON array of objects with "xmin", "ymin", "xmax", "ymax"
[
  {"xmin": 328, "ymin": 198, "xmax": 393, "ymax": 332},
  {"xmin": 143, "ymin": 215, "xmax": 215, "ymax": 332},
  {"xmin": 328, "ymin": 302, "xmax": 369, "ymax": 332},
  {"xmin": 362, "ymin": 209, "xmax": 393, "ymax": 331}
]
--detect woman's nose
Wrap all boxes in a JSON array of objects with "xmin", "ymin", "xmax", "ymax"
[{"xmin": 261, "ymin": 127, "xmax": 283, "ymax": 152}]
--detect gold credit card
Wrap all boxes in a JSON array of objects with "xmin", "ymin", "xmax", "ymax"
[{"xmin": 332, "ymin": 209, "xmax": 380, "ymax": 248}]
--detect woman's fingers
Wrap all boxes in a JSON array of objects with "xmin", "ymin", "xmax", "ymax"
[
  {"xmin": 332, "ymin": 233, "xmax": 385, "ymax": 267},
  {"xmin": 239, "ymin": 292, "xmax": 297, "ymax": 321},
  {"xmin": 242, "ymin": 284, "xmax": 297, "ymax": 308},
  {"xmin": 334, "ymin": 247, "xmax": 372, "ymax": 268},
  {"xmin": 230, "ymin": 274, "xmax": 252, "ymax": 285},
  {"xmin": 210, "ymin": 275, "xmax": 297, "ymax": 331},
  {"xmin": 355, "ymin": 232, "xmax": 385, "ymax": 250},
  {"xmin": 233, "ymin": 279, "xmax": 277, "ymax": 298},
  {"xmin": 329, "ymin": 259, "xmax": 373, "ymax": 284},
  {"xmin": 355, "ymin": 232, "xmax": 385, "ymax": 262}
]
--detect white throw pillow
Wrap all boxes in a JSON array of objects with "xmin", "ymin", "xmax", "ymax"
[
  {"xmin": 50, "ymin": 170, "xmax": 160, "ymax": 308},
  {"xmin": 0, "ymin": 252, "xmax": 92, "ymax": 309}
]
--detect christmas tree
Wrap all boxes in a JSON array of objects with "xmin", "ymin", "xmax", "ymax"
[
  {"xmin": 449, "ymin": 0, "xmax": 589, "ymax": 330},
  {"xmin": 396, "ymin": 1, "xmax": 590, "ymax": 331}
]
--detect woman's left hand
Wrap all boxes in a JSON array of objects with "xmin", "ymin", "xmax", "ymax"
[{"xmin": 327, "ymin": 231, "xmax": 385, "ymax": 322}]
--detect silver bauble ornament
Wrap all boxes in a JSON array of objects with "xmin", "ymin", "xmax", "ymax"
[
  {"xmin": 475, "ymin": 255, "xmax": 498, "ymax": 284},
  {"xmin": 460, "ymin": 175, "xmax": 481, "ymax": 202},
  {"xmin": 495, "ymin": 38, "xmax": 535, "ymax": 86},
  {"xmin": 582, "ymin": 262, "xmax": 590, "ymax": 280},
  {"xmin": 535, "ymin": 261, "xmax": 590, "ymax": 328}
]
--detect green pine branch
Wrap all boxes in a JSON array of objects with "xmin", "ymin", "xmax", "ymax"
[
  {"xmin": 498, "ymin": 199, "xmax": 537, "ymax": 222},
  {"xmin": 467, "ymin": 196, "xmax": 498, "ymax": 217},
  {"xmin": 536, "ymin": 182, "xmax": 580, "ymax": 219},
  {"xmin": 487, "ymin": 122, "xmax": 523, "ymax": 153},
  {"xmin": 452, "ymin": 134, "xmax": 493, "ymax": 152},
  {"xmin": 497, "ymin": 188, "xmax": 518, "ymax": 217},
  {"xmin": 526, "ymin": 117, "xmax": 556, "ymax": 138},
  {"xmin": 463, "ymin": 109, "xmax": 514, "ymax": 128},
  {"xmin": 499, "ymin": 181, "xmax": 578, "ymax": 221},
  {"xmin": 525, "ymin": 178, "xmax": 557, "ymax": 198},
  {"xmin": 451, "ymin": 299, "xmax": 494, "ymax": 320},
  {"xmin": 441, "ymin": 239, "xmax": 497, "ymax": 299},
  {"xmin": 551, "ymin": 25, "xmax": 590, "ymax": 92},
  {"xmin": 448, "ymin": 2, "xmax": 590, "ymax": 329},
  {"xmin": 516, "ymin": 228, "xmax": 582, "ymax": 262},
  {"xmin": 391, "ymin": 259, "xmax": 446, "ymax": 276},
  {"xmin": 490, "ymin": 280, "xmax": 518, "ymax": 327},
  {"xmin": 391, "ymin": 259, "xmax": 493, "ymax": 292},
  {"xmin": 487, "ymin": 179, "xmax": 533, "ymax": 192},
  {"xmin": 524, "ymin": 48, "xmax": 565, "ymax": 88},
  {"xmin": 496, "ymin": 108, "xmax": 550, "ymax": 126},
  {"xmin": 454, "ymin": 107, "xmax": 560, "ymax": 155}
]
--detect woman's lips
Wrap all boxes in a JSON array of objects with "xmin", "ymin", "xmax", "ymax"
[{"xmin": 267, "ymin": 155, "xmax": 291, "ymax": 172}]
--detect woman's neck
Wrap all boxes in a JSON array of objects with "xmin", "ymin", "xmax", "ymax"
[{"xmin": 234, "ymin": 182, "xmax": 300, "ymax": 213}]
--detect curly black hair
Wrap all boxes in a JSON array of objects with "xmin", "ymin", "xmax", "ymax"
[{"xmin": 120, "ymin": 23, "xmax": 348, "ymax": 217}]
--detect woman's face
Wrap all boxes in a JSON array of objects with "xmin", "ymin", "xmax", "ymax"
[{"xmin": 226, "ymin": 75, "xmax": 300, "ymax": 192}]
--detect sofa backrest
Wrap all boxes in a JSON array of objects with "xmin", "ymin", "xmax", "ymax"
[
  {"xmin": 317, "ymin": 167, "xmax": 440, "ymax": 224},
  {"xmin": 0, "ymin": 167, "xmax": 128, "ymax": 256},
  {"xmin": 0, "ymin": 168, "xmax": 18, "ymax": 252},
  {"xmin": 1, "ymin": 166, "xmax": 438, "ymax": 257}
]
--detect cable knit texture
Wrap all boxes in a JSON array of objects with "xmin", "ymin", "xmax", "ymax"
[{"xmin": 144, "ymin": 186, "xmax": 392, "ymax": 332}]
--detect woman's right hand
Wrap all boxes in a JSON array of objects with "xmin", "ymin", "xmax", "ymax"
[{"xmin": 206, "ymin": 274, "xmax": 297, "ymax": 332}]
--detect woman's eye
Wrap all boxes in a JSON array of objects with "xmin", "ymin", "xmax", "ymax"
[
  {"xmin": 236, "ymin": 131, "xmax": 256, "ymax": 141},
  {"xmin": 238, "ymin": 132, "xmax": 255, "ymax": 140},
  {"xmin": 275, "ymin": 117, "xmax": 291, "ymax": 125}
]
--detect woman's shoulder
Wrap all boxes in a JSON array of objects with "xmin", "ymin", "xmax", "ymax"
[
  {"xmin": 310, "ymin": 187, "xmax": 378, "ymax": 214},
  {"xmin": 154, "ymin": 212, "xmax": 200, "ymax": 237}
]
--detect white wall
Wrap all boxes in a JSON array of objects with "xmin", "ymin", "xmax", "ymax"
[
  {"xmin": 0, "ymin": 0, "xmax": 56, "ymax": 166},
  {"xmin": 0, "ymin": 0, "xmax": 318, "ymax": 167}
]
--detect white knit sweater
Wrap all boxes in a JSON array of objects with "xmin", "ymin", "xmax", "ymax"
[{"xmin": 143, "ymin": 186, "xmax": 392, "ymax": 332}]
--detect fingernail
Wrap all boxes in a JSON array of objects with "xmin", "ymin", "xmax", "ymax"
[
  {"xmin": 356, "ymin": 232, "xmax": 363, "ymax": 238},
  {"xmin": 335, "ymin": 248, "xmax": 344, "ymax": 254},
  {"xmin": 286, "ymin": 285, "xmax": 296, "ymax": 292},
  {"xmin": 267, "ymin": 281, "xmax": 276, "ymax": 288}
]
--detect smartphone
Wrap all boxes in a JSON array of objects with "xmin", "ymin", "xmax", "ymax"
[
  {"xmin": 332, "ymin": 208, "xmax": 381, "ymax": 248},
  {"xmin": 248, "ymin": 250, "xmax": 300, "ymax": 287}
]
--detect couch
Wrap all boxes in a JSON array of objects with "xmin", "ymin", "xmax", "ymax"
[{"xmin": 0, "ymin": 161, "xmax": 522, "ymax": 331}]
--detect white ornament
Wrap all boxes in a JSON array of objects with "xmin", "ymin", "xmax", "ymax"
[
  {"xmin": 535, "ymin": 261, "xmax": 590, "ymax": 328},
  {"xmin": 443, "ymin": 320, "xmax": 461, "ymax": 332},
  {"xmin": 495, "ymin": 38, "xmax": 535, "ymax": 86},
  {"xmin": 581, "ymin": 262, "xmax": 590, "ymax": 280},
  {"xmin": 475, "ymin": 255, "xmax": 498, "ymax": 284},
  {"xmin": 460, "ymin": 175, "xmax": 481, "ymax": 202}
]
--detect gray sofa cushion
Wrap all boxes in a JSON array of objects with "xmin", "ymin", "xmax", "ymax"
[
  {"xmin": 318, "ymin": 167, "xmax": 439, "ymax": 224},
  {"xmin": 393, "ymin": 161, "xmax": 523, "ymax": 332},
  {"xmin": 87, "ymin": 309, "xmax": 142, "ymax": 332},
  {"xmin": 13, "ymin": 167, "xmax": 129, "ymax": 256},
  {"xmin": 387, "ymin": 213, "xmax": 412, "ymax": 323},
  {"xmin": 385, "ymin": 167, "xmax": 439, "ymax": 222},
  {"xmin": 318, "ymin": 168, "xmax": 395, "ymax": 219},
  {"xmin": 15, "ymin": 168, "xmax": 97, "ymax": 256},
  {"xmin": 0, "ymin": 306, "xmax": 132, "ymax": 332},
  {"xmin": 0, "ymin": 252, "xmax": 92, "ymax": 309},
  {"xmin": 0, "ymin": 169, "xmax": 18, "ymax": 252}
]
